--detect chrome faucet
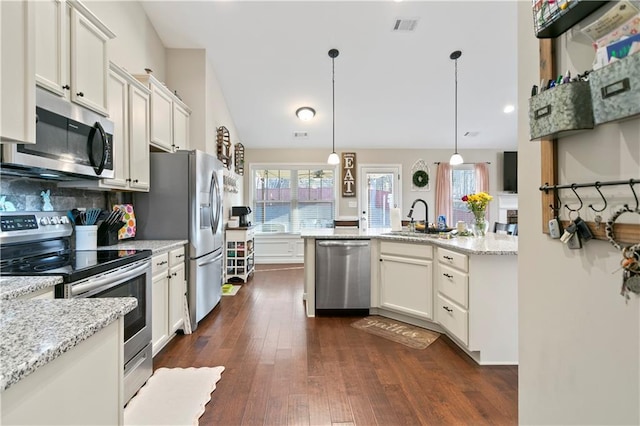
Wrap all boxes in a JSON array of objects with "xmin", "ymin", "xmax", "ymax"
[{"xmin": 407, "ymin": 198, "xmax": 428, "ymax": 226}]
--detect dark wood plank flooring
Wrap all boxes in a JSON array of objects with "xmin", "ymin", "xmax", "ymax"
[{"xmin": 153, "ymin": 264, "xmax": 518, "ymax": 425}]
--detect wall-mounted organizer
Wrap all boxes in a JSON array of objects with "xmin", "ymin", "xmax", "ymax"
[
  {"xmin": 234, "ymin": 142, "xmax": 245, "ymax": 176},
  {"xmin": 529, "ymin": 81, "xmax": 594, "ymax": 140},
  {"xmin": 539, "ymin": 179, "xmax": 640, "ymax": 245},
  {"xmin": 216, "ymin": 126, "xmax": 232, "ymax": 170},
  {"xmin": 223, "ymin": 170, "xmax": 239, "ymax": 193},
  {"xmin": 532, "ymin": 0, "xmax": 608, "ymax": 38},
  {"xmin": 590, "ymin": 52, "xmax": 640, "ymax": 125}
]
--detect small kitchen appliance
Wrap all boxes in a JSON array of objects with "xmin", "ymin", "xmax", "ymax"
[
  {"xmin": 231, "ymin": 206, "xmax": 252, "ymax": 227},
  {"xmin": 0, "ymin": 211, "xmax": 153, "ymax": 404}
]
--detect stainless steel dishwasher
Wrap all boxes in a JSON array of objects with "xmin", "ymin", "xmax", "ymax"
[{"xmin": 315, "ymin": 239, "xmax": 371, "ymax": 313}]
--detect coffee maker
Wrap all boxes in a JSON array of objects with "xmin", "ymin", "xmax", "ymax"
[{"xmin": 231, "ymin": 206, "xmax": 252, "ymax": 227}]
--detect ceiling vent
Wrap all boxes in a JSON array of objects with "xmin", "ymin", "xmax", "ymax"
[
  {"xmin": 464, "ymin": 131, "xmax": 479, "ymax": 137},
  {"xmin": 392, "ymin": 18, "xmax": 419, "ymax": 32},
  {"xmin": 293, "ymin": 131, "xmax": 309, "ymax": 138}
]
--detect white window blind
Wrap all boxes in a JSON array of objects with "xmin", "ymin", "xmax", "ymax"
[
  {"xmin": 451, "ymin": 165, "xmax": 477, "ymax": 225},
  {"xmin": 252, "ymin": 166, "xmax": 336, "ymax": 233}
]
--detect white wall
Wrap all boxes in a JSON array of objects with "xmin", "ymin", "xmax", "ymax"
[
  {"xmin": 88, "ymin": 1, "xmax": 166, "ymax": 80},
  {"xmin": 245, "ymin": 147, "xmax": 507, "ymax": 224},
  {"xmin": 517, "ymin": 2, "xmax": 640, "ymax": 425}
]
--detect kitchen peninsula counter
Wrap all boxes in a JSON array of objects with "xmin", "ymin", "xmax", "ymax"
[
  {"xmin": 0, "ymin": 276, "xmax": 62, "ymax": 300},
  {"xmin": 301, "ymin": 228, "xmax": 518, "ymax": 365}
]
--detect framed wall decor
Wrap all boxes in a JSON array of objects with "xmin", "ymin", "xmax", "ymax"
[{"xmin": 341, "ymin": 152, "xmax": 356, "ymax": 197}]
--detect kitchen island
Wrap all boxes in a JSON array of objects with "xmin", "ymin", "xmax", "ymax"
[
  {"xmin": 300, "ymin": 228, "xmax": 518, "ymax": 365},
  {"xmin": 0, "ymin": 297, "xmax": 136, "ymax": 425}
]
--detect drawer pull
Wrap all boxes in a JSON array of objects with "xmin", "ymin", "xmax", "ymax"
[
  {"xmin": 176, "ymin": 254, "xmax": 185, "ymax": 258},
  {"xmin": 156, "ymin": 260, "xmax": 168, "ymax": 266},
  {"xmin": 442, "ymin": 306, "xmax": 453, "ymax": 313},
  {"xmin": 443, "ymin": 273, "xmax": 453, "ymax": 278},
  {"xmin": 443, "ymin": 256, "xmax": 453, "ymax": 261}
]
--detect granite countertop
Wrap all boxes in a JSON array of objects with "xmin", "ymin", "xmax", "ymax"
[
  {"xmin": 0, "ymin": 276, "xmax": 63, "ymax": 300},
  {"xmin": 0, "ymin": 297, "xmax": 137, "ymax": 391},
  {"xmin": 98, "ymin": 239, "xmax": 188, "ymax": 254},
  {"xmin": 300, "ymin": 228, "xmax": 517, "ymax": 255}
]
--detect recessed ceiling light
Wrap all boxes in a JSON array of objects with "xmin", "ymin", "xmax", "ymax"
[
  {"xmin": 296, "ymin": 107, "xmax": 315, "ymax": 121},
  {"xmin": 503, "ymin": 104, "xmax": 515, "ymax": 113}
]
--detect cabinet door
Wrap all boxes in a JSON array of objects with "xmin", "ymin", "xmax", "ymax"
[
  {"xmin": 34, "ymin": 0, "xmax": 68, "ymax": 97},
  {"xmin": 105, "ymin": 68, "xmax": 129, "ymax": 188},
  {"xmin": 151, "ymin": 272, "xmax": 169, "ymax": 356},
  {"xmin": 172, "ymin": 102, "xmax": 190, "ymax": 151},
  {"xmin": 168, "ymin": 261, "xmax": 186, "ymax": 334},
  {"xmin": 128, "ymin": 84, "xmax": 150, "ymax": 191},
  {"xmin": 1, "ymin": 1, "xmax": 36, "ymax": 144},
  {"xmin": 149, "ymin": 83, "xmax": 173, "ymax": 151},
  {"xmin": 379, "ymin": 255, "xmax": 433, "ymax": 320},
  {"xmin": 69, "ymin": 8, "xmax": 109, "ymax": 115}
]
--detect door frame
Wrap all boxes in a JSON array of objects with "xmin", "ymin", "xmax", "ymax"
[{"xmin": 358, "ymin": 164, "xmax": 403, "ymax": 225}]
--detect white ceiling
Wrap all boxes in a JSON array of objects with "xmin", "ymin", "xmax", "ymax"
[{"xmin": 141, "ymin": 1, "xmax": 519, "ymax": 151}]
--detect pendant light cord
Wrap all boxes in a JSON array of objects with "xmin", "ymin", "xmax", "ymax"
[
  {"xmin": 332, "ymin": 56, "xmax": 335, "ymax": 153},
  {"xmin": 454, "ymin": 57, "xmax": 458, "ymax": 154}
]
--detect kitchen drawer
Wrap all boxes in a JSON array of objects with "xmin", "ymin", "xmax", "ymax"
[
  {"xmin": 436, "ymin": 294, "xmax": 468, "ymax": 346},
  {"xmin": 437, "ymin": 264, "xmax": 468, "ymax": 309},
  {"xmin": 169, "ymin": 246, "xmax": 186, "ymax": 266},
  {"xmin": 437, "ymin": 248, "xmax": 468, "ymax": 272},
  {"xmin": 380, "ymin": 241, "xmax": 433, "ymax": 260},
  {"xmin": 152, "ymin": 253, "xmax": 169, "ymax": 275}
]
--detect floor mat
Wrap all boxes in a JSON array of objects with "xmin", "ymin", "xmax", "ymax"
[
  {"xmin": 124, "ymin": 367, "xmax": 224, "ymax": 426},
  {"xmin": 351, "ymin": 316, "xmax": 440, "ymax": 349},
  {"xmin": 222, "ymin": 284, "xmax": 241, "ymax": 296}
]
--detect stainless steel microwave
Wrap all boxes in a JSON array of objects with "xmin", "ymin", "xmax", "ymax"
[{"xmin": 1, "ymin": 88, "xmax": 114, "ymax": 180}]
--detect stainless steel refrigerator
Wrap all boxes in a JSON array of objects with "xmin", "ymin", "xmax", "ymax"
[{"xmin": 135, "ymin": 150, "xmax": 223, "ymax": 330}]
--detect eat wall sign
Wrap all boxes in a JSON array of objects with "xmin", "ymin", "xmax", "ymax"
[{"xmin": 342, "ymin": 152, "xmax": 356, "ymax": 197}]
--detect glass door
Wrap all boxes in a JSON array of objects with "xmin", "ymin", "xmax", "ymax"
[{"xmin": 359, "ymin": 166, "xmax": 401, "ymax": 228}]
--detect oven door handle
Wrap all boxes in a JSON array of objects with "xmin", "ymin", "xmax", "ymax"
[{"xmin": 72, "ymin": 261, "xmax": 150, "ymax": 298}]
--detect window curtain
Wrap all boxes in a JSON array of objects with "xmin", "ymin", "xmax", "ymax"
[
  {"xmin": 475, "ymin": 163, "xmax": 489, "ymax": 193},
  {"xmin": 435, "ymin": 162, "xmax": 452, "ymax": 223}
]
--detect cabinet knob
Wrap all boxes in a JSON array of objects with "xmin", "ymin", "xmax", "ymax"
[
  {"xmin": 379, "ymin": 258, "xmax": 383, "ymax": 262},
  {"xmin": 133, "ymin": 179, "xmax": 139, "ymax": 183},
  {"xmin": 174, "ymin": 146, "xmax": 180, "ymax": 150},
  {"xmin": 126, "ymin": 178, "xmax": 132, "ymax": 182},
  {"xmin": 172, "ymin": 272, "xmax": 177, "ymax": 276},
  {"xmin": 62, "ymin": 84, "xmax": 70, "ymax": 90},
  {"xmin": 77, "ymin": 91, "xmax": 84, "ymax": 97}
]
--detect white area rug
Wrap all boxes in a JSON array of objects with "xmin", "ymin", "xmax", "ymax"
[{"xmin": 124, "ymin": 366, "xmax": 225, "ymax": 426}]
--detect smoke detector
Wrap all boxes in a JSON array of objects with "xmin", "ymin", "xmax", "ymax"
[
  {"xmin": 392, "ymin": 18, "xmax": 419, "ymax": 32},
  {"xmin": 293, "ymin": 131, "xmax": 309, "ymax": 138}
]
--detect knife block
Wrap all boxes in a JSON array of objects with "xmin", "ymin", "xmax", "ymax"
[{"xmin": 97, "ymin": 222, "xmax": 125, "ymax": 246}]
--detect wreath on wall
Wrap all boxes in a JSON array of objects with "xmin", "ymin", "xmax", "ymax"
[
  {"xmin": 412, "ymin": 170, "xmax": 429, "ymax": 188},
  {"xmin": 411, "ymin": 160, "xmax": 430, "ymax": 191}
]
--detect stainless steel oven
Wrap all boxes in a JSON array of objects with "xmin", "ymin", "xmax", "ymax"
[
  {"xmin": 0, "ymin": 211, "xmax": 152, "ymax": 404},
  {"xmin": 1, "ymin": 87, "xmax": 114, "ymax": 180}
]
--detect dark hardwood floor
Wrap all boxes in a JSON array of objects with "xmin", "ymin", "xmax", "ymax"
[{"xmin": 153, "ymin": 264, "xmax": 518, "ymax": 425}]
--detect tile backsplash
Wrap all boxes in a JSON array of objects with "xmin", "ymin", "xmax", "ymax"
[{"xmin": 0, "ymin": 176, "xmax": 132, "ymax": 212}]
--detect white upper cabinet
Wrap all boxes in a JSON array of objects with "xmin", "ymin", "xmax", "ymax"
[
  {"xmin": 173, "ymin": 101, "xmax": 190, "ymax": 151},
  {"xmin": 135, "ymin": 74, "xmax": 191, "ymax": 153},
  {"xmin": 34, "ymin": 0, "xmax": 115, "ymax": 116},
  {"xmin": 128, "ymin": 79, "xmax": 151, "ymax": 190},
  {"xmin": 1, "ymin": 1, "xmax": 36, "ymax": 144}
]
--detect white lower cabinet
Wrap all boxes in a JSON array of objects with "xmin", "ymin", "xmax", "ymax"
[
  {"xmin": 379, "ymin": 241, "xmax": 433, "ymax": 320},
  {"xmin": 151, "ymin": 246, "xmax": 187, "ymax": 357},
  {"xmin": 435, "ymin": 247, "xmax": 470, "ymax": 346}
]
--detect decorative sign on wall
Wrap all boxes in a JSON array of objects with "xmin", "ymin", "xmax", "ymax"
[{"xmin": 342, "ymin": 152, "xmax": 356, "ymax": 197}]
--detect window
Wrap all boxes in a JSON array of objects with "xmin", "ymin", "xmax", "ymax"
[
  {"xmin": 451, "ymin": 165, "xmax": 477, "ymax": 225},
  {"xmin": 252, "ymin": 166, "xmax": 336, "ymax": 234}
]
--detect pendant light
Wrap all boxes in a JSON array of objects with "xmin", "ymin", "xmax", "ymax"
[
  {"xmin": 327, "ymin": 48, "xmax": 340, "ymax": 165},
  {"xmin": 449, "ymin": 50, "xmax": 464, "ymax": 166}
]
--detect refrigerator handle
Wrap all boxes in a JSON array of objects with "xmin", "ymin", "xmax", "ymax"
[{"xmin": 209, "ymin": 172, "xmax": 217, "ymax": 234}]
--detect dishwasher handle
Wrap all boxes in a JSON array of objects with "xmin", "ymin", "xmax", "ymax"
[{"xmin": 317, "ymin": 240, "xmax": 369, "ymax": 248}]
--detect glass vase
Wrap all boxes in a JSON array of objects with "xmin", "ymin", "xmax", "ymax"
[{"xmin": 472, "ymin": 210, "xmax": 488, "ymax": 237}]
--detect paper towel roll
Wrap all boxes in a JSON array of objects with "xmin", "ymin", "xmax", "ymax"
[{"xmin": 390, "ymin": 208, "xmax": 402, "ymax": 231}]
